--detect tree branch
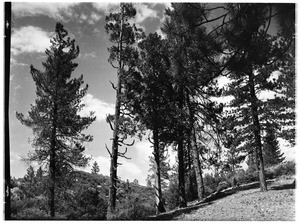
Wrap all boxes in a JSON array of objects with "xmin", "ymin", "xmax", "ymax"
[{"xmin": 105, "ymin": 144, "xmax": 112, "ymax": 158}]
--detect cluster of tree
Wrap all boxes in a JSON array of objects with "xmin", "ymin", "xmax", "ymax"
[
  {"xmin": 10, "ymin": 2, "xmax": 294, "ymax": 220},
  {"xmin": 105, "ymin": 2, "xmax": 295, "ymax": 215},
  {"xmin": 10, "ymin": 167, "xmax": 155, "ymax": 219}
]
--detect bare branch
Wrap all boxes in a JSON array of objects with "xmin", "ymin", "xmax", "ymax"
[
  {"xmin": 113, "ymin": 184, "xmax": 119, "ymax": 190},
  {"xmin": 108, "ymin": 59, "xmax": 119, "ymax": 69},
  {"xmin": 118, "ymin": 154, "xmax": 131, "ymax": 160},
  {"xmin": 148, "ymin": 134, "xmax": 154, "ymax": 144},
  {"xmin": 106, "ymin": 115, "xmax": 114, "ymax": 130},
  {"xmin": 119, "ymin": 147, "xmax": 128, "ymax": 155},
  {"xmin": 122, "ymin": 139, "xmax": 135, "ymax": 147},
  {"xmin": 109, "ymin": 81, "xmax": 117, "ymax": 91},
  {"xmin": 105, "ymin": 144, "xmax": 112, "ymax": 158}
]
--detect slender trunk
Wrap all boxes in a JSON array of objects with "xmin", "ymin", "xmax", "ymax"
[
  {"xmin": 248, "ymin": 71, "xmax": 267, "ymax": 191},
  {"xmin": 4, "ymin": 2, "xmax": 11, "ymax": 219},
  {"xmin": 178, "ymin": 136, "xmax": 187, "ymax": 207},
  {"xmin": 108, "ymin": 68, "xmax": 122, "ymax": 213},
  {"xmin": 108, "ymin": 5, "xmax": 124, "ymax": 214},
  {"xmin": 192, "ymin": 128, "xmax": 205, "ymax": 200},
  {"xmin": 153, "ymin": 129, "xmax": 166, "ymax": 214},
  {"xmin": 49, "ymin": 104, "xmax": 57, "ymax": 218}
]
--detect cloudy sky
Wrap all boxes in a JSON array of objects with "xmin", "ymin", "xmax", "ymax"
[{"xmin": 9, "ymin": 1, "xmax": 174, "ymax": 185}]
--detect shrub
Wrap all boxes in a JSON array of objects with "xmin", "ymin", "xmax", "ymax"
[
  {"xmin": 266, "ymin": 161, "xmax": 296, "ymax": 177},
  {"xmin": 234, "ymin": 169, "xmax": 259, "ymax": 184},
  {"xmin": 217, "ymin": 181, "xmax": 230, "ymax": 192},
  {"xmin": 164, "ymin": 175, "xmax": 180, "ymax": 210},
  {"xmin": 66, "ymin": 187, "xmax": 107, "ymax": 220},
  {"xmin": 107, "ymin": 194, "xmax": 156, "ymax": 220},
  {"xmin": 11, "ymin": 195, "xmax": 49, "ymax": 219},
  {"xmin": 12, "ymin": 207, "xmax": 50, "ymax": 220}
]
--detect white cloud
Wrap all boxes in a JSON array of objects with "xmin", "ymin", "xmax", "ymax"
[
  {"xmin": 118, "ymin": 158, "xmax": 143, "ymax": 182},
  {"xmin": 11, "ymin": 57, "xmax": 28, "ymax": 66},
  {"xmin": 88, "ymin": 12, "xmax": 103, "ymax": 25},
  {"xmin": 80, "ymin": 51, "xmax": 97, "ymax": 59},
  {"xmin": 12, "ymin": 2, "xmax": 78, "ymax": 21},
  {"xmin": 135, "ymin": 141, "xmax": 153, "ymax": 171},
  {"xmin": 11, "ymin": 26, "xmax": 51, "ymax": 55},
  {"xmin": 92, "ymin": 2, "xmax": 119, "ymax": 14},
  {"xmin": 134, "ymin": 140, "xmax": 177, "ymax": 184},
  {"xmin": 134, "ymin": 3, "xmax": 159, "ymax": 24},
  {"xmin": 80, "ymin": 93, "xmax": 115, "ymax": 122},
  {"xmin": 278, "ymin": 138, "xmax": 296, "ymax": 161}
]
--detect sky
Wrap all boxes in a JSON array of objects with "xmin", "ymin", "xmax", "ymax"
[{"xmin": 7, "ymin": 1, "xmax": 296, "ymax": 186}]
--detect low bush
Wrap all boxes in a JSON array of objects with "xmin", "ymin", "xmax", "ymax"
[
  {"xmin": 66, "ymin": 187, "xmax": 107, "ymax": 220},
  {"xmin": 12, "ymin": 207, "xmax": 50, "ymax": 220},
  {"xmin": 164, "ymin": 177, "xmax": 180, "ymax": 210},
  {"xmin": 230, "ymin": 161, "xmax": 295, "ymax": 187},
  {"xmin": 107, "ymin": 194, "xmax": 156, "ymax": 220},
  {"xmin": 266, "ymin": 161, "xmax": 295, "ymax": 177},
  {"xmin": 217, "ymin": 181, "xmax": 230, "ymax": 192}
]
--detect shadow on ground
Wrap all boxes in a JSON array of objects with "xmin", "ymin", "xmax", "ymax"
[
  {"xmin": 149, "ymin": 190, "xmax": 237, "ymax": 220},
  {"xmin": 148, "ymin": 201, "xmax": 214, "ymax": 220},
  {"xmin": 269, "ymin": 180, "xmax": 296, "ymax": 191}
]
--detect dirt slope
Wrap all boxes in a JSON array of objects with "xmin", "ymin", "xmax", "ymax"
[{"xmin": 150, "ymin": 177, "xmax": 295, "ymax": 221}]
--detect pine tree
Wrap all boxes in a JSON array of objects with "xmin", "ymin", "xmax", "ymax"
[
  {"xmin": 125, "ymin": 32, "xmax": 173, "ymax": 213},
  {"xmin": 105, "ymin": 3, "xmax": 143, "ymax": 214},
  {"xmin": 91, "ymin": 161, "xmax": 100, "ymax": 174},
  {"xmin": 16, "ymin": 23, "xmax": 95, "ymax": 217},
  {"xmin": 222, "ymin": 3, "xmax": 294, "ymax": 191},
  {"xmin": 263, "ymin": 124, "xmax": 285, "ymax": 166}
]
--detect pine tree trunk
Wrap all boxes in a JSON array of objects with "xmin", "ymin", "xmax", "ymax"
[
  {"xmin": 49, "ymin": 104, "xmax": 57, "ymax": 218},
  {"xmin": 178, "ymin": 136, "xmax": 187, "ymax": 207},
  {"xmin": 108, "ymin": 4, "xmax": 124, "ymax": 214},
  {"xmin": 108, "ymin": 70, "xmax": 122, "ymax": 213},
  {"xmin": 248, "ymin": 71, "xmax": 267, "ymax": 191},
  {"xmin": 191, "ymin": 128, "xmax": 205, "ymax": 200},
  {"xmin": 186, "ymin": 135, "xmax": 196, "ymax": 200},
  {"xmin": 153, "ymin": 128, "xmax": 166, "ymax": 214}
]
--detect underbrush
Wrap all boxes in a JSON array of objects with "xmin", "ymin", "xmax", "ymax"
[
  {"xmin": 107, "ymin": 193, "xmax": 156, "ymax": 220},
  {"xmin": 203, "ymin": 161, "xmax": 295, "ymax": 194}
]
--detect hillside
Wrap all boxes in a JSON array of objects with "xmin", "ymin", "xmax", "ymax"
[
  {"xmin": 11, "ymin": 170, "xmax": 156, "ymax": 219},
  {"xmin": 150, "ymin": 176, "xmax": 295, "ymax": 221}
]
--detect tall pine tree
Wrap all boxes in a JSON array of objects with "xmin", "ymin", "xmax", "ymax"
[
  {"xmin": 16, "ymin": 23, "xmax": 95, "ymax": 217},
  {"xmin": 105, "ymin": 3, "xmax": 143, "ymax": 214},
  {"xmin": 222, "ymin": 3, "xmax": 294, "ymax": 191}
]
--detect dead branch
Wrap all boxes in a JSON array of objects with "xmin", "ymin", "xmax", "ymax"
[
  {"xmin": 106, "ymin": 115, "xmax": 114, "ymax": 130},
  {"xmin": 109, "ymin": 81, "xmax": 117, "ymax": 91},
  {"xmin": 105, "ymin": 144, "xmax": 112, "ymax": 158},
  {"xmin": 119, "ymin": 147, "xmax": 128, "ymax": 155},
  {"xmin": 122, "ymin": 139, "xmax": 135, "ymax": 147}
]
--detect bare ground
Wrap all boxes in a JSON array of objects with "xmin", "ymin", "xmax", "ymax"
[{"xmin": 150, "ymin": 176, "xmax": 295, "ymax": 221}]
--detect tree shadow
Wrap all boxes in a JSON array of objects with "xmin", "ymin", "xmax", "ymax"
[
  {"xmin": 149, "ymin": 190, "xmax": 238, "ymax": 220},
  {"xmin": 148, "ymin": 201, "xmax": 214, "ymax": 220},
  {"xmin": 269, "ymin": 180, "xmax": 296, "ymax": 191}
]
